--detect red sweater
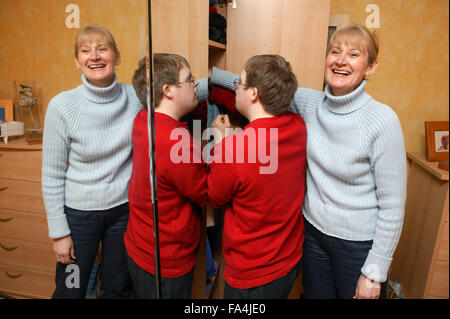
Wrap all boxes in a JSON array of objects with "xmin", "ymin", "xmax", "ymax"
[
  {"xmin": 207, "ymin": 112, "xmax": 307, "ymax": 289},
  {"xmin": 125, "ymin": 111, "xmax": 206, "ymax": 278}
]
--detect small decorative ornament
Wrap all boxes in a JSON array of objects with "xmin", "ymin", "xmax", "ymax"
[{"xmin": 13, "ymin": 80, "xmax": 44, "ymax": 144}]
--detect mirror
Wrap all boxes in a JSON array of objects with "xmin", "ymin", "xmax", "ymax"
[{"xmin": 0, "ymin": 0, "xmax": 145, "ymax": 299}]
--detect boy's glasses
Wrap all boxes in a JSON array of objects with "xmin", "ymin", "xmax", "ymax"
[
  {"xmin": 233, "ymin": 78, "xmax": 246, "ymax": 89},
  {"xmin": 176, "ymin": 76, "xmax": 198, "ymax": 88}
]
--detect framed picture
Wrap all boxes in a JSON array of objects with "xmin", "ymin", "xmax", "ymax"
[
  {"xmin": 425, "ymin": 121, "xmax": 449, "ymax": 162},
  {"xmin": 0, "ymin": 99, "xmax": 14, "ymax": 122}
]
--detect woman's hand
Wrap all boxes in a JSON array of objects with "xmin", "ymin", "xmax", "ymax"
[
  {"xmin": 53, "ymin": 235, "xmax": 76, "ymax": 264},
  {"xmin": 354, "ymin": 274, "xmax": 381, "ymax": 299}
]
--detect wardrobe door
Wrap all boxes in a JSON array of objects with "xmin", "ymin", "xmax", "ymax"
[
  {"xmin": 150, "ymin": 0, "xmax": 208, "ymax": 299},
  {"xmin": 225, "ymin": 0, "xmax": 330, "ymax": 90},
  {"xmin": 151, "ymin": 0, "xmax": 209, "ymax": 78}
]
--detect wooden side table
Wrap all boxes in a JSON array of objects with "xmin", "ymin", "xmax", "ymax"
[{"xmin": 390, "ymin": 152, "xmax": 449, "ymax": 298}]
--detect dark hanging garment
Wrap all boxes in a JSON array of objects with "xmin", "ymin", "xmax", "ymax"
[{"xmin": 209, "ymin": 12, "xmax": 227, "ymax": 44}]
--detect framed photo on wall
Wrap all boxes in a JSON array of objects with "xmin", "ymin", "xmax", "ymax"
[
  {"xmin": 425, "ymin": 121, "xmax": 449, "ymax": 162},
  {"xmin": 0, "ymin": 99, "xmax": 14, "ymax": 122}
]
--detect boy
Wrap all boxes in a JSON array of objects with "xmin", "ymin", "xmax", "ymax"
[
  {"xmin": 208, "ymin": 55, "xmax": 307, "ymax": 298},
  {"xmin": 124, "ymin": 54, "xmax": 207, "ymax": 298}
]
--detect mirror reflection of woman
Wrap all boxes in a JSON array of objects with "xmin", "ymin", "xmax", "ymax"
[
  {"xmin": 42, "ymin": 24, "xmax": 142, "ymax": 298},
  {"xmin": 209, "ymin": 24, "xmax": 406, "ymax": 299}
]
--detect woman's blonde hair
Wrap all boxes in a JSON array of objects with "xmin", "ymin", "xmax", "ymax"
[
  {"xmin": 74, "ymin": 24, "xmax": 120, "ymax": 60},
  {"xmin": 328, "ymin": 24, "xmax": 379, "ymax": 65}
]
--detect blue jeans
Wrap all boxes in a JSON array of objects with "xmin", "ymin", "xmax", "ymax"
[
  {"xmin": 206, "ymin": 235, "xmax": 217, "ymax": 279},
  {"xmin": 126, "ymin": 251, "xmax": 194, "ymax": 299},
  {"xmin": 52, "ymin": 203, "xmax": 132, "ymax": 299},
  {"xmin": 302, "ymin": 219, "xmax": 386, "ymax": 299},
  {"xmin": 224, "ymin": 259, "xmax": 302, "ymax": 299}
]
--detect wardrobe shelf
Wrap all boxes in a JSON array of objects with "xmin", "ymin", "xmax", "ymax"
[{"xmin": 208, "ymin": 40, "xmax": 226, "ymax": 50}]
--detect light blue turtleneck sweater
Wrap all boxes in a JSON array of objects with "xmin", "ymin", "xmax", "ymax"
[
  {"xmin": 42, "ymin": 74, "xmax": 143, "ymax": 239},
  {"xmin": 210, "ymin": 67, "xmax": 406, "ymax": 283}
]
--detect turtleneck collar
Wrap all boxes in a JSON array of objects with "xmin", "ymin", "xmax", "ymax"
[
  {"xmin": 324, "ymin": 80, "xmax": 372, "ymax": 114},
  {"xmin": 80, "ymin": 74, "xmax": 121, "ymax": 103}
]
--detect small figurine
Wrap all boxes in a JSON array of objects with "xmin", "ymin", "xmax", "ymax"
[{"xmin": 18, "ymin": 83, "xmax": 39, "ymax": 129}]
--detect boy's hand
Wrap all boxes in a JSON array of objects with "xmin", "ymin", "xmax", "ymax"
[{"xmin": 212, "ymin": 114, "xmax": 231, "ymax": 143}]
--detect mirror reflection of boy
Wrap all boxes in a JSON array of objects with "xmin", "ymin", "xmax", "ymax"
[
  {"xmin": 208, "ymin": 55, "xmax": 307, "ymax": 298},
  {"xmin": 124, "ymin": 54, "xmax": 207, "ymax": 298}
]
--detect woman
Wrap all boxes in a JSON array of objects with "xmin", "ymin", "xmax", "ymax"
[
  {"xmin": 209, "ymin": 24, "xmax": 406, "ymax": 299},
  {"xmin": 42, "ymin": 24, "xmax": 142, "ymax": 298}
]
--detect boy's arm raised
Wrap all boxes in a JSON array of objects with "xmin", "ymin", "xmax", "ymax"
[
  {"xmin": 197, "ymin": 78, "xmax": 209, "ymax": 103},
  {"xmin": 209, "ymin": 67, "xmax": 239, "ymax": 92},
  {"xmin": 209, "ymin": 66, "xmax": 317, "ymax": 118}
]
